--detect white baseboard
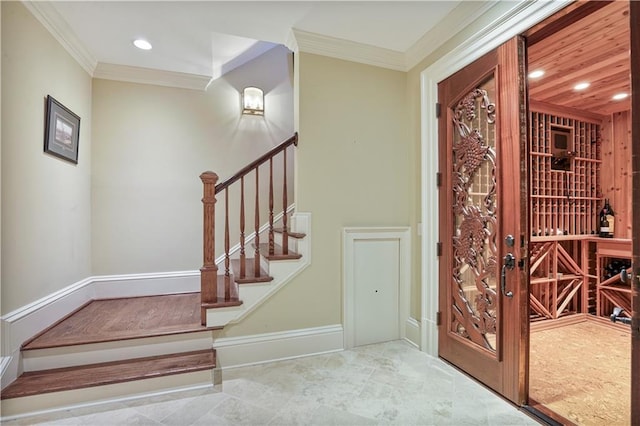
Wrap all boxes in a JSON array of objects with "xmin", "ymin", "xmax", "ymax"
[
  {"xmin": 404, "ymin": 317, "xmax": 421, "ymax": 348},
  {"xmin": 92, "ymin": 270, "xmax": 200, "ymax": 299},
  {"xmin": 214, "ymin": 324, "xmax": 344, "ymax": 369},
  {"xmin": 422, "ymin": 317, "xmax": 438, "ymax": 357}
]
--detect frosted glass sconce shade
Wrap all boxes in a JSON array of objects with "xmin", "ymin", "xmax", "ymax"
[{"xmin": 242, "ymin": 87, "xmax": 264, "ymax": 115}]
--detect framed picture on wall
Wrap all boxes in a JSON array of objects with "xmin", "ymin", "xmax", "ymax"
[{"xmin": 44, "ymin": 95, "xmax": 80, "ymax": 164}]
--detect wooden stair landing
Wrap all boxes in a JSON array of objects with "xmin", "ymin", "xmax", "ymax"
[
  {"xmin": 2, "ymin": 293, "xmax": 218, "ymax": 407},
  {"xmin": 1, "ymin": 349, "xmax": 215, "ymax": 400},
  {"xmin": 22, "ymin": 293, "xmax": 216, "ymax": 350}
]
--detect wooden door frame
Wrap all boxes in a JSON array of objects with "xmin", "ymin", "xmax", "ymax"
[{"xmin": 631, "ymin": 1, "xmax": 639, "ymax": 422}]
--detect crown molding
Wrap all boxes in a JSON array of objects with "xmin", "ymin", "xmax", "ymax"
[
  {"xmin": 291, "ymin": 29, "xmax": 406, "ymax": 72},
  {"xmin": 291, "ymin": 1, "xmax": 495, "ymax": 74},
  {"xmin": 21, "ymin": 0, "xmax": 503, "ymax": 84},
  {"xmin": 93, "ymin": 63, "xmax": 212, "ymax": 91},
  {"xmin": 21, "ymin": 0, "xmax": 97, "ymax": 76},
  {"xmin": 22, "ymin": 0, "xmax": 213, "ymax": 90},
  {"xmin": 405, "ymin": 1, "xmax": 497, "ymax": 71}
]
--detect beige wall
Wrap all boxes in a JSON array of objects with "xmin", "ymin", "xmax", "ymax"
[
  {"xmin": 91, "ymin": 46, "xmax": 294, "ymax": 274},
  {"xmin": 1, "ymin": 1, "xmax": 93, "ymax": 314},
  {"xmin": 220, "ymin": 52, "xmax": 412, "ymax": 336}
]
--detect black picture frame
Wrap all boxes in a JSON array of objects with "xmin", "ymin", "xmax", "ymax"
[{"xmin": 44, "ymin": 95, "xmax": 80, "ymax": 164}]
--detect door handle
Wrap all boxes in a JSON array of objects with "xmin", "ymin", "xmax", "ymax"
[{"xmin": 501, "ymin": 253, "xmax": 515, "ymax": 298}]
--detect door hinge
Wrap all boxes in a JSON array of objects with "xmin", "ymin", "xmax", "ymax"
[
  {"xmin": 436, "ymin": 242, "xmax": 442, "ymax": 257},
  {"xmin": 436, "ymin": 172, "xmax": 442, "ymax": 187},
  {"xmin": 435, "ymin": 102, "xmax": 442, "ymax": 118},
  {"xmin": 436, "ymin": 311, "xmax": 442, "ymax": 326}
]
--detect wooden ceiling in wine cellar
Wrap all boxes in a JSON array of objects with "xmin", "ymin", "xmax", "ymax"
[{"xmin": 527, "ymin": 1, "xmax": 631, "ymax": 116}]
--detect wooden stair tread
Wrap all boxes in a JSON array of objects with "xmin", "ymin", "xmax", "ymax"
[
  {"xmin": 258, "ymin": 243, "xmax": 302, "ymax": 261},
  {"xmin": 1, "ymin": 349, "xmax": 215, "ymax": 400},
  {"xmin": 273, "ymin": 227, "xmax": 306, "ymax": 239},
  {"xmin": 22, "ymin": 294, "xmax": 219, "ymax": 351},
  {"xmin": 231, "ymin": 259, "xmax": 273, "ymax": 284}
]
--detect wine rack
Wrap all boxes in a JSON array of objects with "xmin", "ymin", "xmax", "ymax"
[
  {"xmin": 530, "ymin": 111, "xmax": 601, "ymax": 237},
  {"xmin": 596, "ymin": 239, "xmax": 632, "ymax": 318},
  {"xmin": 528, "ymin": 108, "xmax": 604, "ymax": 324}
]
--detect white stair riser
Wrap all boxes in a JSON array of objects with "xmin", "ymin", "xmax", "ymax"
[
  {"xmin": 22, "ymin": 331, "xmax": 213, "ymax": 371},
  {"xmin": 274, "ymin": 233, "xmax": 302, "ymax": 252}
]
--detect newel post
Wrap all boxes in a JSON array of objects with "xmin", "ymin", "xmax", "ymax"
[{"xmin": 200, "ymin": 171, "xmax": 219, "ymax": 325}]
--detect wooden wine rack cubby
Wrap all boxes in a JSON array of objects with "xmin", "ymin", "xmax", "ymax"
[{"xmin": 530, "ymin": 110, "xmax": 601, "ymax": 237}]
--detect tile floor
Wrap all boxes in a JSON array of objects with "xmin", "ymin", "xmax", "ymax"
[{"xmin": 3, "ymin": 340, "xmax": 540, "ymax": 425}]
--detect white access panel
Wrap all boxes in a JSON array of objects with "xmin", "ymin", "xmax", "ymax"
[
  {"xmin": 353, "ymin": 239, "xmax": 400, "ymax": 346},
  {"xmin": 343, "ymin": 227, "xmax": 410, "ymax": 349}
]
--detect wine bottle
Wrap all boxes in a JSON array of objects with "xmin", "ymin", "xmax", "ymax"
[
  {"xmin": 599, "ymin": 199, "xmax": 615, "ymax": 238},
  {"xmin": 605, "ymin": 199, "xmax": 615, "ymax": 237}
]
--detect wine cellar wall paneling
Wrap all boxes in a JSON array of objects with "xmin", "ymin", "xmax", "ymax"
[{"xmin": 601, "ymin": 110, "xmax": 633, "ymax": 240}]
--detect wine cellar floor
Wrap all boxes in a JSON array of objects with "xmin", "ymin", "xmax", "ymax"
[{"xmin": 529, "ymin": 317, "xmax": 630, "ymax": 425}]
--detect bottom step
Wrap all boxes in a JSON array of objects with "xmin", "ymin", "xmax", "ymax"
[{"xmin": 1, "ymin": 349, "xmax": 215, "ymax": 400}]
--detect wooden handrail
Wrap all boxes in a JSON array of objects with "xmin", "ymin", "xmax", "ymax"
[{"xmin": 215, "ymin": 133, "xmax": 298, "ymax": 193}]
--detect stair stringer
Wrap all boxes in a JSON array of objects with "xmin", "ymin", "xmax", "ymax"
[{"xmin": 205, "ymin": 212, "xmax": 311, "ymax": 328}]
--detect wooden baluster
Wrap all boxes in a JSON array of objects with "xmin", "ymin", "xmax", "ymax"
[
  {"xmin": 224, "ymin": 187, "xmax": 231, "ymax": 300},
  {"xmin": 199, "ymin": 172, "xmax": 219, "ymax": 325},
  {"xmin": 239, "ymin": 176, "xmax": 246, "ymax": 279},
  {"xmin": 254, "ymin": 168, "xmax": 261, "ymax": 278},
  {"xmin": 269, "ymin": 157, "xmax": 275, "ymax": 255},
  {"xmin": 282, "ymin": 147, "xmax": 289, "ymax": 254}
]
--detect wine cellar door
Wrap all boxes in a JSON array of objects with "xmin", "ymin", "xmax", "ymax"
[{"xmin": 437, "ymin": 36, "xmax": 528, "ymax": 404}]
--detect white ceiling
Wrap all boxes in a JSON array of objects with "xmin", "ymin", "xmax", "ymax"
[{"xmin": 40, "ymin": 1, "xmax": 478, "ymax": 82}]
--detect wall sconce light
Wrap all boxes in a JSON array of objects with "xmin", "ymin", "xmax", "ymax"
[{"xmin": 242, "ymin": 86, "xmax": 264, "ymax": 115}]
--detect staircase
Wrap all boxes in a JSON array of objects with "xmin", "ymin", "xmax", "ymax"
[
  {"xmin": 0, "ymin": 134, "xmax": 309, "ymax": 419},
  {"xmin": 198, "ymin": 133, "xmax": 308, "ymax": 327}
]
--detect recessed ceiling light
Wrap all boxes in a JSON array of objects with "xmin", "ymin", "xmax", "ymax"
[
  {"xmin": 529, "ymin": 69, "xmax": 545, "ymax": 79},
  {"xmin": 133, "ymin": 39, "xmax": 152, "ymax": 50},
  {"xmin": 612, "ymin": 93, "xmax": 628, "ymax": 100},
  {"xmin": 574, "ymin": 82, "xmax": 590, "ymax": 91}
]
